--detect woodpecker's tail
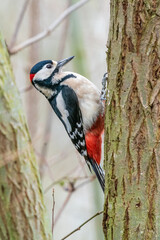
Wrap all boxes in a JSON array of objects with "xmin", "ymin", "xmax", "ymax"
[{"xmin": 88, "ymin": 158, "xmax": 105, "ymax": 192}]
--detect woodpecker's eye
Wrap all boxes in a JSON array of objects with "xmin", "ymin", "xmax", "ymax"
[{"xmin": 46, "ymin": 64, "xmax": 52, "ymax": 69}]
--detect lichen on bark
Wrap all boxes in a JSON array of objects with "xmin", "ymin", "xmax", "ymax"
[
  {"xmin": 103, "ymin": 1, "xmax": 160, "ymax": 239},
  {"xmin": 0, "ymin": 33, "xmax": 51, "ymax": 240}
]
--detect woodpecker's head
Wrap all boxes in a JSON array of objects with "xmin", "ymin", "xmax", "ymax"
[{"xmin": 30, "ymin": 56, "xmax": 74, "ymax": 98}]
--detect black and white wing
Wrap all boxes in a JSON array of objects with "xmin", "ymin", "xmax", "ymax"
[
  {"xmin": 49, "ymin": 85, "xmax": 105, "ymax": 192},
  {"xmin": 49, "ymin": 85, "xmax": 87, "ymax": 158}
]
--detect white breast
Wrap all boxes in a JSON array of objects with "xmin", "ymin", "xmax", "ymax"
[{"xmin": 61, "ymin": 72, "xmax": 102, "ymax": 132}]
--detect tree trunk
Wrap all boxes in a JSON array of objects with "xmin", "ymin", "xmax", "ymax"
[
  {"xmin": 26, "ymin": 0, "xmax": 40, "ymax": 137},
  {"xmin": 103, "ymin": 1, "xmax": 160, "ymax": 239},
  {"xmin": 0, "ymin": 33, "xmax": 51, "ymax": 240}
]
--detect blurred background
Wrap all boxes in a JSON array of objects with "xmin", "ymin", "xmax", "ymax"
[{"xmin": 0, "ymin": 0, "xmax": 109, "ymax": 239}]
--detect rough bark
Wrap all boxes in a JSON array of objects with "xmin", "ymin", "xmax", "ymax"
[
  {"xmin": 0, "ymin": 33, "xmax": 51, "ymax": 240},
  {"xmin": 103, "ymin": 1, "xmax": 160, "ymax": 239}
]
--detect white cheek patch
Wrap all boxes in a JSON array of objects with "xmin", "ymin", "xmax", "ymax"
[
  {"xmin": 56, "ymin": 91, "xmax": 72, "ymax": 133},
  {"xmin": 34, "ymin": 66, "xmax": 54, "ymax": 81}
]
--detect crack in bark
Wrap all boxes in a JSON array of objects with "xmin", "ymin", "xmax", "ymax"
[
  {"xmin": 144, "ymin": 150, "xmax": 157, "ymax": 239},
  {"xmin": 125, "ymin": 60, "xmax": 146, "ymax": 183},
  {"xmin": 122, "ymin": 206, "xmax": 129, "ymax": 240},
  {"xmin": 122, "ymin": 175, "xmax": 126, "ymax": 206},
  {"xmin": 103, "ymin": 153, "xmax": 118, "ymax": 239},
  {"xmin": 126, "ymin": 134, "xmax": 133, "ymax": 183},
  {"xmin": 133, "ymin": 121, "xmax": 147, "ymax": 184},
  {"xmin": 116, "ymin": 0, "xmax": 128, "ymax": 100},
  {"xmin": 0, "ymin": 199, "xmax": 10, "ymax": 239},
  {"xmin": 115, "ymin": 0, "xmax": 120, "ymax": 23},
  {"xmin": 133, "ymin": 0, "xmax": 147, "ymax": 53},
  {"xmin": 149, "ymin": 38, "xmax": 160, "ymax": 88},
  {"xmin": 103, "ymin": 196, "xmax": 109, "ymax": 239}
]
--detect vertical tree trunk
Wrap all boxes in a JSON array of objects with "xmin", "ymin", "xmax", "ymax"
[
  {"xmin": 26, "ymin": 0, "xmax": 40, "ymax": 137},
  {"xmin": 0, "ymin": 33, "xmax": 51, "ymax": 240},
  {"xmin": 103, "ymin": 1, "xmax": 160, "ymax": 239}
]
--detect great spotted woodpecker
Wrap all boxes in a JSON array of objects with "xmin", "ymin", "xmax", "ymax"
[{"xmin": 30, "ymin": 56, "xmax": 105, "ymax": 191}]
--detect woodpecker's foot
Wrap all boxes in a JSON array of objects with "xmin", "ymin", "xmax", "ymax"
[{"xmin": 100, "ymin": 72, "xmax": 108, "ymax": 101}]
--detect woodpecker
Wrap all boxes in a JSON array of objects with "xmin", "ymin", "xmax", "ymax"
[{"xmin": 30, "ymin": 56, "xmax": 105, "ymax": 191}]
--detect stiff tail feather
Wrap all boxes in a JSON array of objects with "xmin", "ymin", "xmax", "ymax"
[{"xmin": 88, "ymin": 158, "xmax": 105, "ymax": 192}]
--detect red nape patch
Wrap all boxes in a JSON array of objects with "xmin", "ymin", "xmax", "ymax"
[{"xmin": 30, "ymin": 74, "xmax": 35, "ymax": 82}]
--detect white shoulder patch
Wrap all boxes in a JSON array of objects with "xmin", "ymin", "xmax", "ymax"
[{"xmin": 56, "ymin": 91, "xmax": 72, "ymax": 133}]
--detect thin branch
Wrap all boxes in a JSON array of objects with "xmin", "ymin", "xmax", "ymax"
[
  {"xmin": 35, "ymin": 149, "xmax": 55, "ymax": 181},
  {"xmin": 57, "ymin": 0, "xmax": 71, "ymax": 59},
  {"xmin": 54, "ymin": 185, "xmax": 74, "ymax": 226},
  {"xmin": 44, "ymin": 164, "xmax": 80, "ymax": 194},
  {"xmin": 76, "ymin": 175, "xmax": 95, "ymax": 189},
  {"xmin": 52, "ymin": 189, "xmax": 55, "ymax": 239},
  {"xmin": 9, "ymin": 0, "xmax": 31, "ymax": 49},
  {"xmin": 39, "ymin": 112, "xmax": 53, "ymax": 179},
  {"xmin": 44, "ymin": 173, "xmax": 92, "ymax": 194},
  {"xmin": 50, "ymin": 175, "xmax": 96, "ymax": 228},
  {"xmin": 60, "ymin": 211, "xmax": 104, "ymax": 240},
  {"xmin": 39, "ymin": 0, "xmax": 71, "ymax": 178},
  {"xmin": 9, "ymin": 0, "xmax": 89, "ymax": 55}
]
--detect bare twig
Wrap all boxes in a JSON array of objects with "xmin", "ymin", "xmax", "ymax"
[
  {"xmin": 9, "ymin": 0, "xmax": 89, "ymax": 55},
  {"xmin": 44, "ymin": 163, "xmax": 80, "ymax": 194},
  {"xmin": 39, "ymin": 0, "xmax": 71, "ymax": 178},
  {"xmin": 35, "ymin": 149, "xmax": 55, "ymax": 181},
  {"xmin": 9, "ymin": 0, "xmax": 31, "ymax": 49},
  {"xmin": 52, "ymin": 189, "xmax": 55, "ymax": 239},
  {"xmin": 60, "ymin": 211, "xmax": 103, "ymax": 240},
  {"xmin": 39, "ymin": 112, "xmax": 53, "ymax": 178},
  {"xmin": 49, "ymin": 175, "xmax": 96, "ymax": 228},
  {"xmin": 44, "ymin": 170, "xmax": 91, "ymax": 194},
  {"xmin": 54, "ymin": 184, "xmax": 74, "ymax": 226},
  {"xmin": 57, "ymin": 0, "xmax": 71, "ymax": 59},
  {"xmin": 76, "ymin": 175, "xmax": 95, "ymax": 189},
  {"xmin": 44, "ymin": 176, "xmax": 73, "ymax": 194}
]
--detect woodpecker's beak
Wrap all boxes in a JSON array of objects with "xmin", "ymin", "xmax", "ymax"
[{"xmin": 56, "ymin": 56, "xmax": 74, "ymax": 69}]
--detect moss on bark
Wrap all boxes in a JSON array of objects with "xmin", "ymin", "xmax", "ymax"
[{"xmin": 0, "ymin": 33, "xmax": 51, "ymax": 240}]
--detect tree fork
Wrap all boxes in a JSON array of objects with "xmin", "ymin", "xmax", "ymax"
[
  {"xmin": 0, "ymin": 33, "xmax": 51, "ymax": 240},
  {"xmin": 103, "ymin": 1, "xmax": 160, "ymax": 239}
]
